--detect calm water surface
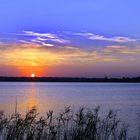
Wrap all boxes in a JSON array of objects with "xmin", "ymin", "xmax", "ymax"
[{"xmin": 0, "ymin": 82, "xmax": 140, "ymax": 135}]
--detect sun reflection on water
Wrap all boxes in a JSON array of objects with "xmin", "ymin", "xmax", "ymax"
[{"xmin": 25, "ymin": 83, "xmax": 39, "ymax": 112}]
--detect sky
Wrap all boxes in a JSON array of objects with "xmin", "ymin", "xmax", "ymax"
[{"xmin": 0, "ymin": 0, "xmax": 140, "ymax": 77}]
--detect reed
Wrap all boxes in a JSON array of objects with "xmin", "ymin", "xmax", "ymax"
[{"xmin": 0, "ymin": 106, "xmax": 139, "ymax": 140}]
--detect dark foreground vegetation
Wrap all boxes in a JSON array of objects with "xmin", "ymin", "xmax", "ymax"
[
  {"xmin": 0, "ymin": 76, "xmax": 140, "ymax": 82},
  {"xmin": 0, "ymin": 107, "xmax": 139, "ymax": 140}
]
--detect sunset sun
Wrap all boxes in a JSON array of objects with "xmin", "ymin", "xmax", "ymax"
[{"xmin": 31, "ymin": 73, "xmax": 35, "ymax": 77}]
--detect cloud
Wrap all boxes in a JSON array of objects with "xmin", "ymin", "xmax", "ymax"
[
  {"xmin": 31, "ymin": 38, "xmax": 54, "ymax": 47},
  {"xmin": 98, "ymin": 45, "xmax": 140, "ymax": 55},
  {"xmin": 3, "ymin": 31, "xmax": 138, "ymax": 50},
  {"xmin": 22, "ymin": 31, "xmax": 70, "ymax": 44},
  {"xmin": 41, "ymin": 42, "xmax": 54, "ymax": 47},
  {"xmin": 22, "ymin": 31, "xmax": 57, "ymax": 39},
  {"xmin": 73, "ymin": 33, "xmax": 137, "ymax": 43},
  {"xmin": 0, "ymin": 43, "xmax": 83, "ymax": 67},
  {"xmin": 0, "ymin": 41, "xmax": 140, "ymax": 68},
  {"xmin": 19, "ymin": 40, "xmax": 33, "ymax": 44}
]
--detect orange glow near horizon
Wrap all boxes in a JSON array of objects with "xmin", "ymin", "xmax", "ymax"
[
  {"xmin": 0, "ymin": 45, "xmax": 65, "ymax": 77},
  {"xmin": 19, "ymin": 66, "xmax": 46, "ymax": 77},
  {"xmin": 0, "ymin": 43, "xmax": 140, "ymax": 77}
]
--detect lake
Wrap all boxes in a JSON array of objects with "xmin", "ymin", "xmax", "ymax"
[{"xmin": 0, "ymin": 82, "xmax": 140, "ymax": 136}]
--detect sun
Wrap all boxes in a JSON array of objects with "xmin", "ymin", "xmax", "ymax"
[{"xmin": 31, "ymin": 73, "xmax": 35, "ymax": 78}]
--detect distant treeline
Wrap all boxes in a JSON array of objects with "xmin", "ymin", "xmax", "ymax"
[{"xmin": 0, "ymin": 76, "xmax": 140, "ymax": 82}]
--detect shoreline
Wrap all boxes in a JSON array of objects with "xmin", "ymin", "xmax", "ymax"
[{"xmin": 0, "ymin": 77, "xmax": 140, "ymax": 83}]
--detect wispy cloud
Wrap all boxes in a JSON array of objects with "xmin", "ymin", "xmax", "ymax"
[
  {"xmin": 22, "ymin": 31, "xmax": 70, "ymax": 44},
  {"xmin": 1, "ymin": 31, "xmax": 140, "ymax": 65},
  {"xmin": 41, "ymin": 42, "xmax": 54, "ymax": 47},
  {"xmin": 1, "ymin": 42, "xmax": 140, "ymax": 68},
  {"xmin": 98, "ymin": 45, "xmax": 140, "ymax": 55},
  {"xmin": 31, "ymin": 38, "xmax": 54, "ymax": 47},
  {"xmin": 19, "ymin": 40, "xmax": 33, "ymax": 44},
  {"xmin": 22, "ymin": 31, "xmax": 57, "ymax": 39},
  {"xmin": 73, "ymin": 33, "xmax": 137, "ymax": 43},
  {"xmin": 2, "ymin": 31, "xmax": 139, "ymax": 48}
]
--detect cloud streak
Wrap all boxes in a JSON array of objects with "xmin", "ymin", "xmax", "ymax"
[
  {"xmin": 22, "ymin": 31, "xmax": 57, "ymax": 39},
  {"xmin": 0, "ymin": 42, "xmax": 140, "ymax": 67},
  {"xmin": 73, "ymin": 33, "xmax": 137, "ymax": 43},
  {"xmin": 2, "ymin": 31, "xmax": 139, "ymax": 49},
  {"xmin": 22, "ymin": 31, "xmax": 70, "ymax": 44}
]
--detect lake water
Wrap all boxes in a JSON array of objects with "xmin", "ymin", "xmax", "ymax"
[{"xmin": 0, "ymin": 82, "xmax": 140, "ymax": 136}]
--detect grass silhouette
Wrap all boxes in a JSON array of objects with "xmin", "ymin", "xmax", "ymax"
[{"xmin": 0, "ymin": 106, "xmax": 139, "ymax": 140}]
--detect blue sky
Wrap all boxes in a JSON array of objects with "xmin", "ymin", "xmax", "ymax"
[
  {"xmin": 0, "ymin": 0, "xmax": 140, "ymax": 77},
  {"xmin": 0, "ymin": 0, "xmax": 140, "ymax": 36}
]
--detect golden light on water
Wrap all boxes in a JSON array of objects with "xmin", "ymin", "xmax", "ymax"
[{"xmin": 26, "ymin": 86, "xmax": 38, "ymax": 110}]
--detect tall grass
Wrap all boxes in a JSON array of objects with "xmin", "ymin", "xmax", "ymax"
[{"xmin": 0, "ymin": 106, "xmax": 139, "ymax": 140}]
